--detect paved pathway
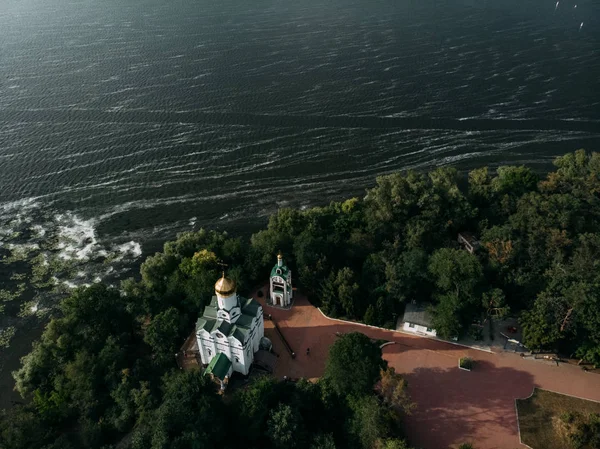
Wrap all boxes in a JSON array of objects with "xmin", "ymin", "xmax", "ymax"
[{"xmin": 255, "ymin": 291, "xmax": 600, "ymax": 449}]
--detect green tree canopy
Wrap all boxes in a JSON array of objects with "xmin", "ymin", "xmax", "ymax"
[{"xmin": 323, "ymin": 332, "xmax": 387, "ymax": 398}]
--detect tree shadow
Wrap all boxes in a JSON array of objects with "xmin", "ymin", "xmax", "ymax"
[
  {"xmin": 257, "ymin": 294, "xmax": 539, "ymax": 448},
  {"xmin": 265, "ymin": 314, "xmax": 536, "ymax": 448},
  {"xmin": 401, "ymin": 361, "xmax": 535, "ymax": 449}
]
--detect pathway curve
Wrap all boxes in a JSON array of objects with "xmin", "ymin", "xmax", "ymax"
[{"xmin": 255, "ymin": 291, "xmax": 600, "ymax": 449}]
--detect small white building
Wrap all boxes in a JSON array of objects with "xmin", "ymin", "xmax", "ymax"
[
  {"xmin": 269, "ymin": 252, "xmax": 292, "ymax": 308},
  {"xmin": 196, "ymin": 273, "xmax": 264, "ymax": 378},
  {"xmin": 402, "ymin": 302, "xmax": 437, "ymax": 337}
]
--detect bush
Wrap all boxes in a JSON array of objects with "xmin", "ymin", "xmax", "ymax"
[
  {"xmin": 459, "ymin": 357, "xmax": 474, "ymax": 370},
  {"xmin": 560, "ymin": 411, "xmax": 576, "ymax": 424}
]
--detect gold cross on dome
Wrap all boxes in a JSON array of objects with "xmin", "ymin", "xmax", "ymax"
[{"xmin": 217, "ymin": 261, "xmax": 228, "ymax": 276}]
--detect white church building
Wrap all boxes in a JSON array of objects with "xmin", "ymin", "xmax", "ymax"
[
  {"xmin": 196, "ymin": 273, "xmax": 264, "ymax": 386},
  {"xmin": 270, "ymin": 252, "xmax": 293, "ymax": 308}
]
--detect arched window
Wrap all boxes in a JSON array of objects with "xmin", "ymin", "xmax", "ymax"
[
  {"xmin": 207, "ymin": 348, "xmax": 212, "ymax": 357},
  {"xmin": 235, "ymin": 356, "xmax": 240, "ymax": 363},
  {"xmin": 276, "ymin": 268, "xmax": 282, "ymax": 275}
]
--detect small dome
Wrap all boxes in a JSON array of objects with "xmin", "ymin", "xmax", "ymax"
[
  {"xmin": 277, "ymin": 252, "xmax": 283, "ymax": 260},
  {"xmin": 215, "ymin": 273, "xmax": 236, "ymax": 296}
]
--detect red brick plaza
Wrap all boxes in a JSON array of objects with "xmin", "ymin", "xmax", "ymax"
[{"xmin": 255, "ymin": 289, "xmax": 600, "ymax": 449}]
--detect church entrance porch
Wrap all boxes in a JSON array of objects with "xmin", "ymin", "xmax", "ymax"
[{"xmin": 268, "ymin": 293, "xmax": 294, "ymax": 309}]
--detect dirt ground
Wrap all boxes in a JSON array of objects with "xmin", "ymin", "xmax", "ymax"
[{"xmin": 254, "ymin": 288, "xmax": 600, "ymax": 449}]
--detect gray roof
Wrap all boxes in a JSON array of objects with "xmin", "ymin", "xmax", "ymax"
[
  {"xmin": 241, "ymin": 297, "xmax": 261, "ymax": 317},
  {"xmin": 196, "ymin": 317, "xmax": 217, "ymax": 333},
  {"xmin": 402, "ymin": 303, "xmax": 434, "ymax": 328},
  {"xmin": 217, "ymin": 320, "xmax": 233, "ymax": 336},
  {"xmin": 236, "ymin": 313, "xmax": 254, "ymax": 328}
]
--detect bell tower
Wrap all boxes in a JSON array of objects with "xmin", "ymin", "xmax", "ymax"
[
  {"xmin": 269, "ymin": 252, "xmax": 293, "ymax": 308},
  {"xmin": 214, "ymin": 272, "xmax": 241, "ymax": 323}
]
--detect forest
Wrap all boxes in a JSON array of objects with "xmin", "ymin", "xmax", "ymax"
[{"xmin": 2, "ymin": 150, "xmax": 600, "ymax": 449}]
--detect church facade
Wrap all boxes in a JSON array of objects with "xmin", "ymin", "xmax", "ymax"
[
  {"xmin": 270, "ymin": 252, "xmax": 293, "ymax": 307},
  {"xmin": 196, "ymin": 273, "xmax": 264, "ymax": 380}
]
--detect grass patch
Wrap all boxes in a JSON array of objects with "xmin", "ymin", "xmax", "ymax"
[{"xmin": 517, "ymin": 388, "xmax": 600, "ymax": 449}]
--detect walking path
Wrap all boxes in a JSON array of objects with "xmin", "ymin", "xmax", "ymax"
[{"xmin": 255, "ymin": 290, "xmax": 600, "ymax": 449}]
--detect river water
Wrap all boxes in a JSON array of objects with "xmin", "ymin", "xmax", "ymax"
[{"xmin": 0, "ymin": 0, "xmax": 599, "ymax": 405}]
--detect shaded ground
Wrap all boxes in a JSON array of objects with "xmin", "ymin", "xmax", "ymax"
[
  {"xmin": 458, "ymin": 316, "xmax": 525, "ymax": 353},
  {"xmin": 517, "ymin": 388, "xmax": 600, "ymax": 449},
  {"xmin": 176, "ymin": 332, "xmax": 200, "ymax": 371},
  {"xmin": 253, "ymin": 288, "xmax": 600, "ymax": 449}
]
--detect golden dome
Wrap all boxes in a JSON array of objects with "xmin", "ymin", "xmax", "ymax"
[
  {"xmin": 215, "ymin": 272, "xmax": 236, "ymax": 296},
  {"xmin": 277, "ymin": 251, "xmax": 283, "ymax": 260}
]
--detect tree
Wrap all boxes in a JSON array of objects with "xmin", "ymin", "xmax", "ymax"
[
  {"xmin": 248, "ymin": 229, "xmax": 286, "ymax": 281},
  {"xmin": 520, "ymin": 295, "xmax": 563, "ymax": 350},
  {"xmin": 482, "ymin": 289, "xmax": 509, "ymax": 319},
  {"xmin": 336, "ymin": 268, "xmax": 361, "ymax": 318},
  {"xmin": 540, "ymin": 150, "xmax": 600, "ymax": 198},
  {"xmin": 428, "ymin": 249, "xmax": 484, "ymax": 337},
  {"xmin": 294, "ymin": 230, "xmax": 329, "ymax": 298},
  {"xmin": 348, "ymin": 395, "xmax": 394, "ymax": 449},
  {"xmin": 142, "ymin": 370, "xmax": 227, "ymax": 449},
  {"xmin": 140, "ymin": 252, "xmax": 179, "ymax": 290},
  {"xmin": 468, "ymin": 167, "xmax": 493, "ymax": 205},
  {"xmin": 384, "ymin": 249, "xmax": 430, "ymax": 304},
  {"xmin": 324, "ymin": 332, "xmax": 387, "ymax": 398},
  {"xmin": 230, "ymin": 376, "xmax": 281, "ymax": 443},
  {"xmin": 310, "ymin": 433, "xmax": 337, "ymax": 449},
  {"xmin": 266, "ymin": 403, "xmax": 302, "ymax": 449},
  {"xmin": 431, "ymin": 294, "xmax": 463, "ymax": 339},
  {"xmin": 0, "ymin": 405, "xmax": 52, "ymax": 449},
  {"xmin": 178, "ymin": 249, "xmax": 220, "ymax": 308},
  {"xmin": 428, "ymin": 248, "xmax": 483, "ymax": 300},
  {"xmin": 363, "ymin": 305, "xmax": 377, "ymax": 326},
  {"xmin": 378, "ymin": 367, "xmax": 415, "ymax": 415},
  {"xmin": 163, "ymin": 229, "xmax": 228, "ymax": 259},
  {"xmin": 320, "ymin": 268, "xmax": 361, "ymax": 318},
  {"xmin": 143, "ymin": 307, "xmax": 181, "ymax": 366},
  {"xmin": 374, "ymin": 439, "xmax": 410, "ymax": 449}
]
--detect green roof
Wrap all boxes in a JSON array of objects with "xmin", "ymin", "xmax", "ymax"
[
  {"xmin": 270, "ymin": 262, "xmax": 290, "ymax": 279},
  {"xmin": 204, "ymin": 353, "xmax": 231, "ymax": 381}
]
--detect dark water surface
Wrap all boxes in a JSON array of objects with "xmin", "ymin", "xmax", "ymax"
[
  {"xmin": 2, "ymin": 0, "xmax": 600, "ymax": 243},
  {"xmin": 0, "ymin": 0, "xmax": 599, "ymax": 405}
]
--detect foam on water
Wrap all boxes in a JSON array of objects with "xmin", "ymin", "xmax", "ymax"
[
  {"xmin": 115, "ymin": 241, "xmax": 142, "ymax": 259},
  {"xmin": 55, "ymin": 213, "xmax": 99, "ymax": 261},
  {"xmin": 0, "ymin": 198, "xmax": 143, "ymax": 348}
]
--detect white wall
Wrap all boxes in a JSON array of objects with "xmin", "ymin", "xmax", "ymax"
[
  {"xmin": 197, "ymin": 331, "xmax": 217, "ymax": 365},
  {"xmin": 403, "ymin": 322, "xmax": 437, "ymax": 337},
  {"xmin": 271, "ymin": 275, "xmax": 292, "ymax": 306}
]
